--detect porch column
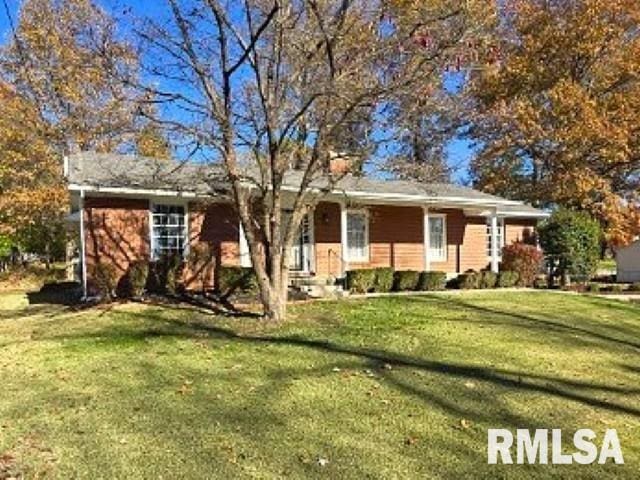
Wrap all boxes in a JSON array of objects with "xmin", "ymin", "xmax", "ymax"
[
  {"xmin": 239, "ymin": 222, "xmax": 252, "ymax": 267},
  {"xmin": 423, "ymin": 207, "xmax": 430, "ymax": 271},
  {"xmin": 79, "ymin": 189, "xmax": 87, "ymax": 298},
  {"xmin": 490, "ymin": 209, "xmax": 499, "ymax": 273},
  {"xmin": 340, "ymin": 202, "xmax": 349, "ymax": 276},
  {"xmin": 308, "ymin": 207, "xmax": 316, "ymax": 274}
]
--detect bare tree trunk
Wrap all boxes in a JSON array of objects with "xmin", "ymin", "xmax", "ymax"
[{"xmin": 256, "ymin": 263, "xmax": 289, "ymax": 321}]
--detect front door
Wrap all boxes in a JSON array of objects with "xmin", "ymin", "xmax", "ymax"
[{"xmin": 289, "ymin": 214, "xmax": 311, "ymax": 272}]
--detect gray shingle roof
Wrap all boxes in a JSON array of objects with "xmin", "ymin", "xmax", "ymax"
[
  {"xmin": 66, "ymin": 152, "xmax": 226, "ymax": 194},
  {"xmin": 66, "ymin": 152, "xmax": 548, "ymax": 217}
]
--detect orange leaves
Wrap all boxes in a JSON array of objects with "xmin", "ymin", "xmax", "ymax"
[{"xmin": 469, "ymin": 0, "xmax": 640, "ymax": 246}]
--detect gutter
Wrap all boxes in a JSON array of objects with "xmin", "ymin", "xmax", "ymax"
[{"xmin": 68, "ymin": 182, "xmax": 548, "ymax": 218}]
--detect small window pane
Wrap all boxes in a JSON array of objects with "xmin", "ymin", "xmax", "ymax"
[
  {"xmin": 487, "ymin": 218, "xmax": 505, "ymax": 258},
  {"xmin": 152, "ymin": 204, "xmax": 186, "ymax": 258},
  {"xmin": 347, "ymin": 212, "xmax": 368, "ymax": 261},
  {"xmin": 429, "ymin": 216, "xmax": 446, "ymax": 260}
]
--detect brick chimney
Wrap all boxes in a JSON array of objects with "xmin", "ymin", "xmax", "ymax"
[{"xmin": 328, "ymin": 151, "xmax": 353, "ymax": 175}]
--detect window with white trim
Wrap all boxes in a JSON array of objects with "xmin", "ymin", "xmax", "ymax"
[
  {"xmin": 151, "ymin": 204, "xmax": 187, "ymax": 258},
  {"xmin": 486, "ymin": 217, "xmax": 505, "ymax": 258},
  {"xmin": 429, "ymin": 215, "xmax": 447, "ymax": 261},
  {"xmin": 346, "ymin": 210, "xmax": 369, "ymax": 261}
]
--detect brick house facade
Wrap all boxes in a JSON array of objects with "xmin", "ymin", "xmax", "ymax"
[{"xmin": 67, "ymin": 153, "xmax": 546, "ymax": 296}]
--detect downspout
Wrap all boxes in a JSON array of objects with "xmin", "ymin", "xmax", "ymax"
[{"xmin": 79, "ymin": 188, "xmax": 88, "ymax": 299}]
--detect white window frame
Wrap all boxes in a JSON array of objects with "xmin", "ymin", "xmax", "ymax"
[
  {"xmin": 345, "ymin": 209, "xmax": 369, "ymax": 262},
  {"xmin": 486, "ymin": 217, "xmax": 505, "ymax": 259},
  {"xmin": 149, "ymin": 201, "xmax": 189, "ymax": 260},
  {"xmin": 429, "ymin": 213, "xmax": 447, "ymax": 262}
]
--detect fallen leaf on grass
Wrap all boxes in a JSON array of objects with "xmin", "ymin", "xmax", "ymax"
[{"xmin": 460, "ymin": 419, "xmax": 472, "ymax": 429}]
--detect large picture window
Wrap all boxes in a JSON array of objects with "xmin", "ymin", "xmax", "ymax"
[
  {"xmin": 346, "ymin": 211, "xmax": 369, "ymax": 262},
  {"xmin": 429, "ymin": 215, "xmax": 447, "ymax": 261},
  {"xmin": 486, "ymin": 217, "xmax": 505, "ymax": 258},
  {"xmin": 151, "ymin": 204, "xmax": 187, "ymax": 258}
]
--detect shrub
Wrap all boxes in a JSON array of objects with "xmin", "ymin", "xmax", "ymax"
[
  {"xmin": 93, "ymin": 263, "xmax": 117, "ymax": 301},
  {"xmin": 610, "ymin": 284, "xmax": 624, "ymax": 293},
  {"xmin": 630, "ymin": 282, "xmax": 640, "ymax": 292},
  {"xmin": 417, "ymin": 271, "xmax": 447, "ymax": 291},
  {"xmin": 539, "ymin": 209, "xmax": 601, "ymax": 284},
  {"xmin": 373, "ymin": 267, "xmax": 394, "ymax": 292},
  {"xmin": 345, "ymin": 269, "xmax": 376, "ymax": 293},
  {"xmin": 497, "ymin": 271, "xmax": 519, "ymax": 288},
  {"xmin": 533, "ymin": 277, "xmax": 548, "ymax": 289},
  {"xmin": 501, "ymin": 242, "xmax": 543, "ymax": 287},
  {"xmin": 457, "ymin": 271, "xmax": 480, "ymax": 290},
  {"xmin": 218, "ymin": 266, "xmax": 257, "ymax": 295},
  {"xmin": 149, "ymin": 254, "xmax": 185, "ymax": 296},
  {"xmin": 479, "ymin": 271, "xmax": 498, "ymax": 289},
  {"xmin": 127, "ymin": 260, "xmax": 149, "ymax": 298},
  {"xmin": 393, "ymin": 270, "xmax": 420, "ymax": 291},
  {"xmin": 587, "ymin": 283, "xmax": 601, "ymax": 293}
]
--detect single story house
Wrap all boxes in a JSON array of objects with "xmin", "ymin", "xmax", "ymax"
[
  {"xmin": 616, "ymin": 239, "xmax": 640, "ymax": 282},
  {"xmin": 65, "ymin": 152, "xmax": 549, "ymax": 296}
]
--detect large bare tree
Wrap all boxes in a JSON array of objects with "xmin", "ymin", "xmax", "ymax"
[{"xmin": 128, "ymin": 0, "xmax": 482, "ymax": 320}]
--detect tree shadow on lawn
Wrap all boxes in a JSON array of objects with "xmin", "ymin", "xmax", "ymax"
[
  {"xmin": 46, "ymin": 306, "xmax": 640, "ymax": 422},
  {"xmin": 402, "ymin": 294, "xmax": 640, "ymax": 353}
]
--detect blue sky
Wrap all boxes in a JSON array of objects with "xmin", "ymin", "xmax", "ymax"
[{"xmin": 0, "ymin": 0, "xmax": 475, "ymax": 183}]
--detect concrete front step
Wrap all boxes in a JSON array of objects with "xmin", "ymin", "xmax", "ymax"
[{"xmin": 298, "ymin": 284, "xmax": 347, "ymax": 299}]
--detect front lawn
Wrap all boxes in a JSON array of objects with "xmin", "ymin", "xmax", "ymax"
[{"xmin": 1, "ymin": 291, "xmax": 639, "ymax": 478}]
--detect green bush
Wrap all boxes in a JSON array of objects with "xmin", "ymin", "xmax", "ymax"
[
  {"xmin": 373, "ymin": 267, "xmax": 394, "ymax": 292},
  {"xmin": 93, "ymin": 263, "xmax": 117, "ymax": 301},
  {"xmin": 539, "ymin": 209, "xmax": 601, "ymax": 284},
  {"xmin": 587, "ymin": 283, "xmax": 601, "ymax": 293},
  {"xmin": 417, "ymin": 271, "xmax": 447, "ymax": 291},
  {"xmin": 393, "ymin": 270, "xmax": 420, "ymax": 291},
  {"xmin": 479, "ymin": 271, "xmax": 498, "ymax": 289},
  {"xmin": 218, "ymin": 266, "xmax": 257, "ymax": 295},
  {"xmin": 127, "ymin": 260, "xmax": 149, "ymax": 298},
  {"xmin": 630, "ymin": 282, "xmax": 640, "ymax": 292},
  {"xmin": 501, "ymin": 242, "xmax": 543, "ymax": 287},
  {"xmin": 497, "ymin": 271, "xmax": 519, "ymax": 288},
  {"xmin": 457, "ymin": 271, "xmax": 480, "ymax": 290}
]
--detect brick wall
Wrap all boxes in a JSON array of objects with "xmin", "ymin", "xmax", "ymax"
[
  {"xmin": 84, "ymin": 197, "xmax": 150, "ymax": 294},
  {"xmin": 82, "ymin": 196, "xmax": 538, "ymax": 292},
  {"xmin": 313, "ymin": 202, "xmax": 538, "ymax": 276},
  {"xmin": 186, "ymin": 202, "xmax": 240, "ymax": 290}
]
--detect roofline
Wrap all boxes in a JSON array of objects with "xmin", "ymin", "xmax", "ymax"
[
  {"xmin": 281, "ymin": 184, "xmax": 529, "ymax": 207},
  {"xmin": 68, "ymin": 182, "xmax": 549, "ymax": 218},
  {"xmin": 496, "ymin": 210, "xmax": 550, "ymax": 219},
  {"xmin": 68, "ymin": 183, "xmax": 201, "ymax": 198}
]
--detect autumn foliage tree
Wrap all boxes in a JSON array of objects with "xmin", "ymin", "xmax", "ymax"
[
  {"xmin": 0, "ymin": 84, "xmax": 67, "ymax": 260},
  {"xmin": 0, "ymin": 0, "xmax": 140, "ymax": 257},
  {"xmin": 467, "ymin": 0, "xmax": 640, "ymax": 247}
]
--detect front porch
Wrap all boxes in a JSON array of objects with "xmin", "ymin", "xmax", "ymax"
[{"xmin": 270, "ymin": 201, "xmax": 534, "ymax": 285}]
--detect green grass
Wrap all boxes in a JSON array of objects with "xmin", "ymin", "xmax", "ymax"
[{"xmin": 1, "ymin": 291, "xmax": 639, "ymax": 478}]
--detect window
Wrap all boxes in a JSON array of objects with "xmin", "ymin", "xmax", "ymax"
[
  {"xmin": 486, "ymin": 217, "xmax": 505, "ymax": 258},
  {"xmin": 429, "ymin": 215, "xmax": 447, "ymax": 261},
  {"xmin": 151, "ymin": 204, "xmax": 187, "ymax": 258},
  {"xmin": 346, "ymin": 211, "xmax": 368, "ymax": 261}
]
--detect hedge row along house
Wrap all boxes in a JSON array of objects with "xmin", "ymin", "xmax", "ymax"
[{"xmin": 65, "ymin": 153, "xmax": 549, "ymax": 297}]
